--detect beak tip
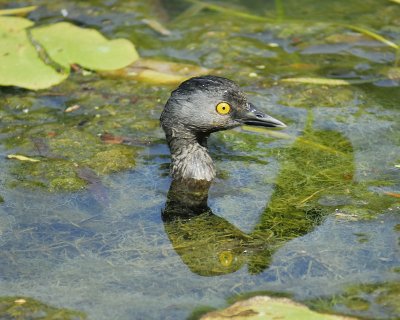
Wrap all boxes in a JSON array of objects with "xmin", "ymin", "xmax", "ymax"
[
  {"xmin": 276, "ymin": 121, "xmax": 287, "ymax": 128},
  {"xmin": 256, "ymin": 116, "xmax": 287, "ymax": 129}
]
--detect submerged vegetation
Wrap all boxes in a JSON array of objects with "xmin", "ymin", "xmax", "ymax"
[
  {"xmin": 0, "ymin": 297, "xmax": 86, "ymax": 320},
  {"xmin": 8, "ymin": 129, "xmax": 138, "ymax": 191},
  {"xmin": 308, "ymin": 281, "xmax": 400, "ymax": 319}
]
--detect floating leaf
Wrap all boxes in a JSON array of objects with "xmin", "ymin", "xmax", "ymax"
[
  {"xmin": 7, "ymin": 154, "xmax": 40, "ymax": 162},
  {"xmin": 31, "ymin": 22, "xmax": 139, "ymax": 71},
  {"xmin": 174, "ymin": 2, "xmax": 207, "ymax": 22},
  {"xmin": 142, "ymin": 18, "xmax": 171, "ymax": 36},
  {"xmin": 343, "ymin": 24, "xmax": 399, "ymax": 49},
  {"xmin": 14, "ymin": 299, "xmax": 26, "ymax": 304},
  {"xmin": 384, "ymin": 192, "xmax": 400, "ymax": 198},
  {"xmin": 134, "ymin": 69, "xmax": 190, "ymax": 84},
  {"xmin": 281, "ymin": 77, "xmax": 384, "ymax": 85},
  {"xmin": 187, "ymin": 0, "xmax": 271, "ymax": 22},
  {"xmin": 0, "ymin": 16, "xmax": 68, "ymax": 90},
  {"xmin": 100, "ymin": 133, "xmax": 152, "ymax": 146},
  {"xmin": 64, "ymin": 104, "xmax": 81, "ymax": 113},
  {"xmin": 102, "ymin": 58, "xmax": 210, "ymax": 84},
  {"xmin": 325, "ymin": 33, "xmax": 368, "ymax": 44},
  {"xmin": 100, "ymin": 133, "xmax": 125, "ymax": 145},
  {"xmin": 0, "ymin": 6, "xmax": 37, "ymax": 16},
  {"xmin": 201, "ymin": 296, "xmax": 358, "ymax": 320}
]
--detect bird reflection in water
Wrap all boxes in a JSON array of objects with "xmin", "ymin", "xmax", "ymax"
[{"xmin": 162, "ymin": 178, "xmax": 273, "ymax": 276}]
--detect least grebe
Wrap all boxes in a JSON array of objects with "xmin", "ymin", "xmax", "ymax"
[{"xmin": 160, "ymin": 75, "xmax": 286, "ymax": 181}]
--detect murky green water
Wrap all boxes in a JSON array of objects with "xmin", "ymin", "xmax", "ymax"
[{"xmin": 1, "ymin": 0, "xmax": 399, "ymax": 319}]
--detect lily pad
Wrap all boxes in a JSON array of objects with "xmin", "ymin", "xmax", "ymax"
[
  {"xmin": 102, "ymin": 58, "xmax": 210, "ymax": 84},
  {"xmin": 0, "ymin": 16, "xmax": 68, "ymax": 90},
  {"xmin": 201, "ymin": 296, "xmax": 358, "ymax": 320},
  {"xmin": 0, "ymin": 6, "xmax": 37, "ymax": 16},
  {"xmin": 31, "ymin": 22, "xmax": 139, "ymax": 71}
]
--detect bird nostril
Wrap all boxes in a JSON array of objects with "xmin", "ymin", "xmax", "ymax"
[{"xmin": 255, "ymin": 113, "xmax": 264, "ymax": 118}]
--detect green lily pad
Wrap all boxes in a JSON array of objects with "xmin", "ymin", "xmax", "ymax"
[
  {"xmin": 201, "ymin": 296, "xmax": 358, "ymax": 320},
  {"xmin": 0, "ymin": 16, "xmax": 68, "ymax": 90},
  {"xmin": 31, "ymin": 22, "xmax": 139, "ymax": 71}
]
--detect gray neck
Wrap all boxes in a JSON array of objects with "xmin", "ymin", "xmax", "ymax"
[{"xmin": 165, "ymin": 126, "xmax": 216, "ymax": 181}]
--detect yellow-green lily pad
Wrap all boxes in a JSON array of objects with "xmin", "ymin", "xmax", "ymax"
[
  {"xmin": 31, "ymin": 22, "xmax": 139, "ymax": 71},
  {"xmin": 101, "ymin": 58, "xmax": 210, "ymax": 85},
  {"xmin": 201, "ymin": 296, "xmax": 358, "ymax": 320},
  {"xmin": 0, "ymin": 5, "xmax": 37, "ymax": 16},
  {"xmin": 0, "ymin": 16, "xmax": 68, "ymax": 90}
]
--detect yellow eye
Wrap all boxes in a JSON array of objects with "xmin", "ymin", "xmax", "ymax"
[{"xmin": 216, "ymin": 102, "xmax": 231, "ymax": 115}]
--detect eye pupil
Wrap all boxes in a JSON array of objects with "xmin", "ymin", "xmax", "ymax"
[{"xmin": 216, "ymin": 102, "xmax": 231, "ymax": 115}]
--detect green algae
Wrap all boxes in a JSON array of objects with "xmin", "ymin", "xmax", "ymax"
[
  {"xmin": 242, "ymin": 128, "xmax": 355, "ymax": 272},
  {"xmin": 308, "ymin": 282, "xmax": 400, "ymax": 319},
  {"xmin": 0, "ymin": 296, "xmax": 85, "ymax": 320},
  {"xmin": 280, "ymin": 86, "xmax": 356, "ymax": 108},
  {"xmin": 247, "ymin": 120, "xmax": 396, "ymax": 272},
  {"xmin": 215, "ymin": 130, "xmax": 275, "ymax": 154},
  {"xmin": 9, "ymin": 160, "xmax": 85, "ymax": 191},
  {"xmin": 265, "ymin": 131, "xmax": 352, "ymax": 216},
  {"xmin": 6, "ymin": 128, "xmax": 137, "ymax": 191},
  {"xmin": 49, "ymin": 129, "xmax": 137, "ymax": 175},
  {"xmin": 375, "ymin": 283, "xmax": 400, "ymax": 315},
  {"xmin": 187, "ymin": 306, "xmax": 217, "ymax": 320},
  {"xmin": 0, "ymin": 77, "xmax": 167, "ymax": 192}
]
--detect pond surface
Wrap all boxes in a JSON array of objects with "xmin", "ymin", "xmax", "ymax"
[{"xmin": 0, "ymin": 0, "xmax": 400, "ymax": 319}]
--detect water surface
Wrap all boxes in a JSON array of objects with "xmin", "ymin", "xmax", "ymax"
[{"xmin": 0, "ymin": 0, "xmax": 399, "ymax": 319}]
